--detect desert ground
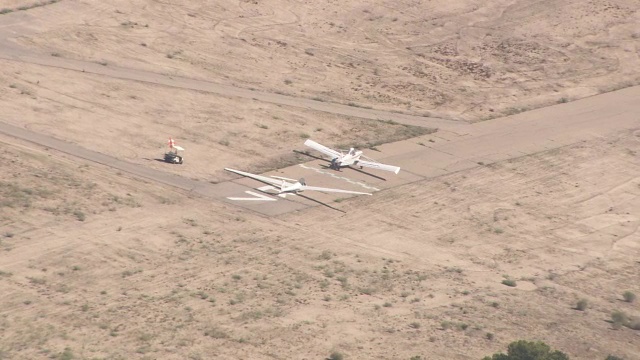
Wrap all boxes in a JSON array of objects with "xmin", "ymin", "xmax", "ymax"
[{"xmin": 1, "ymin": 0, "xmax": 640, "ymax": 359}]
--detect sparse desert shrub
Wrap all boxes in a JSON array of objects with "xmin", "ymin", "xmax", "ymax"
[
  {"xmin": 605, "ymin": 355, "xmax": 624, "ymax": 360},
  {"xmin": 622, "ymin": 291, "xmax": 636, "ymax": 303},
  {"xmin": 28, "ymin": 277, "xmax": 46, "ymax": 285},
  {"xmin": 359, "ymin": 286, "xmax": 376, "ymax": 295},
  {"xmin": 482, "ymin": 340, "xmax": 569, "ymax": 360},
  {"xmin": 486, "ymin": 332, "xmax": 494, "ymax": 340},
  {"xmin": 409, "ymin": 322, "xmax": 420, "ymax": 329},
  {"xmin": 204, "ymin": 326, "xmax": 228, "ymax": 339},
  {"xmin": 73, "ymin": 210, "xmax": 86, "ymax": 221},
  {"xmin": 611, "ymin": 310, "xmax": 627, "ymax": 329},
  {"xmin": 59, "ymin": 347, "xmax": 74, "ymax": 360},
  {"xmin": 575, "ymin": 299, "xmax": 588, "ymax": 311},
  {"xmin": 502, "ymin": 279, "xmax": 517, "ymax": 287},
  {"xmin": 328, "ymin": 352, "xmax": 344, "ymax": 360}
]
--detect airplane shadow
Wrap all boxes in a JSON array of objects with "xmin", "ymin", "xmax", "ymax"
[
  {"xmin": 298, "ymin": 193, "xmax": 346, "ymax": 214},
  {"xmin": 142, "ymin": 157, "xmax": 170, "ymax": 163},
  {"xmin": 346, "ymin": 166, "xmax": 387, "ymax": 181},
  {"xmin": 293, "ymin": 149, "xmax": 325, "ymax": 161},
  {"xmin": 253, "ymin": 186, "xmax": 347, "ymax": 214}
]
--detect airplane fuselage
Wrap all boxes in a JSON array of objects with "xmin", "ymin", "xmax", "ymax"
[
  {"xmin": 279, "ymin": 181, "xmax": 304, "ymax": 194},
  {"xmin": 334, "ymin": 150, "xmax": 363, "ymax": 167}
]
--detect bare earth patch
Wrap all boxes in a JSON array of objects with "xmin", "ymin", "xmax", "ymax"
[
  {"xmin": 1, "ymin": 1, "xmax": 640, "ymax": 359},
  {"xmin": 5, "ymin": 0, "xmax": 639, "ymax": 121},
  {"xmin": 1, "ymin": 127, "xmax": 639, "ymax": 359}
]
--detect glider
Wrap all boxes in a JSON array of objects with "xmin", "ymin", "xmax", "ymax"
[{"xmin": 224, "ymin": 168, "xmax": 372, "ymax": 196}]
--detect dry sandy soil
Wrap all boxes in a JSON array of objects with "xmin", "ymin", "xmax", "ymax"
[
  {"xmin": 1, "ymin": 1, "xmax": 640, "ymax": 360},
  {"xmin": 3, "ymin": 0, "xmax": 640, "ymax": 121},
  {"xmin": 0, "ymin": 59, "xmax": 432, "ymax": 183},
  {"xmin": 2, "ymin": 125, "xmax": 640, "ymax": 360}
]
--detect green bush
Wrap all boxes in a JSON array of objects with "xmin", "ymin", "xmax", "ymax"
[
  {"xmin": 622, "ymin": 291, "xmax": 636, "ymax": 303},
  {"xmin": 575, "ymin": 299, "xmax": 588, "ymax": 311},
  {"xmin": 482, "ymin": 340, "xmax": 569, "ymax": 360},
  {"xmin": 611, "ymin": 311, "xmax": 627, "ymax": 329}
]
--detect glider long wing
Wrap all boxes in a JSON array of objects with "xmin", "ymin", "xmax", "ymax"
[
  {"xmin": 356, "ymin": 160, "xmax": 401, "ymax": 174},
  {"xmin": 300, "ymin": 185, "xmax": 372, "ymax": 195},
  {"xmin": 224, "ymin": 168, "xmax": 283, "ymax": 188},
  {"xmin": 304, "ymin": 139, "xmax": 342, "ymax": 159}
]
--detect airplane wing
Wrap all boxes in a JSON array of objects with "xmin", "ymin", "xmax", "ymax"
[
  {"xmin": 304, "ymin": 139, "xmax": 342, "ymax": 159},
  {"xmin": 356, "ymin": 160, "xmax": 401, "ymax": 174},
  {"xmin": 224, "ymin": 168, "xmax": 282, "ymax": 188},
  {"xmin": 300, "ymin": 185, "xmax": 372, "ymax": 195}
]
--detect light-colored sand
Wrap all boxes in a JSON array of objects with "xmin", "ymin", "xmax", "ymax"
[{"xmin": 1, "ymin": 1, "xmax": 640, "ymax": 359}]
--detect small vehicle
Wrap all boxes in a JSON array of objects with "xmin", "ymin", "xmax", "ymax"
[
  {"xmin": 164, "ymin": 151, "xmax": 183, "ymax": 164},
  {"xmin": 164, "ymin": 138, "xmax": 184, "ymax": 164}
]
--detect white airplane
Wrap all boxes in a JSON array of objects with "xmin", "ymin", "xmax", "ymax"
[
  {"xmin": 224, "ymin": 168, "xmax": 372, "ymax": 196},
  {"xmin": 303, "ymin": 139, "xmax": 401, "ymax": 174}
]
